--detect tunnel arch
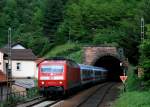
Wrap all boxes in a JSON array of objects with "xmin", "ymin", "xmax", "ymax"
[{"xmin": 92, "ymin": 54, "xmax": 123, "ymax": 81}]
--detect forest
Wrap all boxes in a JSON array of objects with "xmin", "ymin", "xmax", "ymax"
[{"xmin": 0, "ymin": 0, "xmax": 150, "ymax": 83}]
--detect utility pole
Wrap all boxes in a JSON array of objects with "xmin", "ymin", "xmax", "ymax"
[
  {"xmin": 141, "ymin": 17, "xmax": 144, "ymax": 41},
  {"xmin": 7, "ymin": 27, "xmax": 12, "ymax": 98},
  {"xmin": 68, "ymin": 26, "xmax": 71, "ymax": 43}
]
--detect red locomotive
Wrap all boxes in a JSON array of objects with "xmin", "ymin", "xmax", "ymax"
[
  {"xmin": 38, "ymin": 57, "xmax": 107, "ymax": 96},
  {"xmin": 38, "ymin": 57, "xmax": 81, "ymax": 95}
]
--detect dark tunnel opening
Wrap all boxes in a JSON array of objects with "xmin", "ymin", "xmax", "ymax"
[{"xmin": 94, "ymin": 55, "xmax": 123, "ymax": 81}]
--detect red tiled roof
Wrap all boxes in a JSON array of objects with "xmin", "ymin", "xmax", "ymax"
[{"xmin": 0, "ymin": 49, "xmax": 37, "ymax": 60}]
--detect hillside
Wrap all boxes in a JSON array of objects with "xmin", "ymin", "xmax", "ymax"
[{"xmin": 44, "ymin": 42, "xmax": 82, "ymax": 63}]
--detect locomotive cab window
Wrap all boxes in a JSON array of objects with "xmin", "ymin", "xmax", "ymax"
[{"xmin": 41, "ymin": 65, "xmax": 64, "ymax": 73}]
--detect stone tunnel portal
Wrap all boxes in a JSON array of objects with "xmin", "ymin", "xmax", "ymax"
[{"xmin": 94, "ymin": 55, "xmax": 123, "ymax": 81}]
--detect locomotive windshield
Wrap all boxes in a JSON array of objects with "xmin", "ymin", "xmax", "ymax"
[{"xmin": 41, "ymin": 65, "xmax": 64, "ymax": 73}]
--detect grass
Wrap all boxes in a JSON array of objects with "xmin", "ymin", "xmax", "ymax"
[
  {"xmin": 44, "ymin": 42, "xmax": 83, "ymax": 63},
  {"xmin": 66, "ymin": 50, "xmax": 83, "ymax": 63},
  {"xmin": 114, "ymin": 91, "xmax": 150, "ymax": 107},
  {"xmin": 113, "ymin": 65, "xmax": 150, "ymax": 107},
  {"xmin": 44, "ymin": 42, "xmax": 81, "ymax": 58}
]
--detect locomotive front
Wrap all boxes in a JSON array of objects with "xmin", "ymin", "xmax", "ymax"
[{"xmin": 38, "ymin": 60, "xmax": 66, "ymax": 95}]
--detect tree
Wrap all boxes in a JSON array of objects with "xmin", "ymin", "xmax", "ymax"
[
  {"xmin": 139, "ymin": 0, "xmax": 150, "ymax": 23},
  {"xmin": 43, "ymin": 0, "xmax": 63, "ymax": 42},
  {"xmin": 58, "ymin": 0, "xmax": 141, "ymax": 64},
  {"xmin": 0, "ymin": 0, "xmax": 17, "ymax": 47},
  {"xmin": 139, "ymin": 0, "xmax": 150, "ymax": 85},
  {"xmin": 139, "ymin": 40, "xmax": 150, "ymax": 85}
]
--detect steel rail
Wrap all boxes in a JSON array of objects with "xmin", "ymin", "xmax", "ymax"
[
  {"xmin": 16, "ymin": 96, "xmax": 47, "ymax": 107},
  {"xmin": 76, "ymin": 82, "xmax": 115, "ymax": 107}
]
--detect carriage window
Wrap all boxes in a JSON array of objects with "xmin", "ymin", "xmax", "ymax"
[{"xmin": 41, "ymin": 65, "xmax": 64, "ymax": 73}]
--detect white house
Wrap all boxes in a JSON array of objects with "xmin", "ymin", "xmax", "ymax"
[{"xmin": 0, "ymin": 43, "xmax": 37, "ymax": 79}]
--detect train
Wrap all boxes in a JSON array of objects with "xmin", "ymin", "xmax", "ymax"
[{"xmin": 38, "ymin": 57, "xmax": 108, "ymax": 96}]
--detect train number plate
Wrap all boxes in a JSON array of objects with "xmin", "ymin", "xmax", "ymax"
[{"xmin": 40, "ymin": 77, "xmax": 50, "ymax": 80}]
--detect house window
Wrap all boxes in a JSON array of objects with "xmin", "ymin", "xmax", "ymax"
[{"xmin": 16, "ymin": 63, "xmax": 21, "ymax": 70}]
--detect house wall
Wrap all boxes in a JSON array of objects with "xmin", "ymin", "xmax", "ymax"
[
  {"xmin": 0, "ymin": 52, "xmax": 4, "ymax": 73},
  {"xmin": 11, "ymin": 60, "xmax": 36, "ymax": 78}
]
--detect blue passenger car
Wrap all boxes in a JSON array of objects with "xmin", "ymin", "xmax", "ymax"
[{"xmin": 79, "ymin": 64, "xmax": 108, "ymax": 85}]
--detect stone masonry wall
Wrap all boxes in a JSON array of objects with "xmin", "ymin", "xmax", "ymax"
[{"xmin": 83, "ymin": 46, "xmax": 119, "ymax": 65}]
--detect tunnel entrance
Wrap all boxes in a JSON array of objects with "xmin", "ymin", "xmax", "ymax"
[{"xmin": 94, "ymin": 55, "xmax": 123, "ymax": 81}]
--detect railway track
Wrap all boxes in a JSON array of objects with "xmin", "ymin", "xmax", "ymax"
[
  {"xmin": 56, "ymin": 82, "xmax": 118, "ymax": 107},
  {"xmin": 31, "ymin": 99, "xmax": 62, "ymax": 107},
  {"xmin": 16, "ymin": 96, "xmax": 46, "ymax": 107},
  {"xmin": 16, "ymin": 82, "xmax": 118, "ymax": 107},
  {"xmin": 76, "ymin": 82, "xmax": 116, "ymax": 107},
  {"xmin": 16, "ymin": 96, "xmax": 62, "ymax": 107}
]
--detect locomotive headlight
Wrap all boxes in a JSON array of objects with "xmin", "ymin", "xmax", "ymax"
[
  {"xmin": 41, "ymin": 81, "xmax": 44, "ymax": 85},
  {"xmin": 59, "ymin": 81, "xmax": 63, "ymax": 84}
]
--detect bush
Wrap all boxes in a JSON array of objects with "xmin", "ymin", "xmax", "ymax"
[
  {"xmin": 67, "ymin": 50, "xmax": 83, "ymax": 63},
  {"xmin": 92, "ymin": 28, "xmax": 123, "ymax": 45},
  {"xmin": 0, "ymin": 94, "xmax": 27, "ymax": 107},
  {"xmin": 139, "ymin": 40, "xmax": 150, "ymax": 86},
  {"xmin": 27, "ymin": 87, "xmax": 39, "ymax": 98},
  {"xmin": 126, "ymin": 66, "xmax": 141, "ymax": 91}
]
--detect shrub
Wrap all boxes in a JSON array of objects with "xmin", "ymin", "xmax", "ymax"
[
  {"xmin": 126, "ymin": 66, "xmax": 141, "ymax": 91},
  {"xmin": 139, "ymin": 40, "xmax": 150, "ymax": 86}
]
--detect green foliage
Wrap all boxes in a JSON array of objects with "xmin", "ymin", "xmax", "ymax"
[
  {"xmin": 44, "ymin": 42, "xmax": 81, "ymax": 58},
  {"xmin": 93, "ymin": 28, "xmax": 123, "ymax": 45},
  {"xmin": 0, "ymin": 0, "xmax": 53, "ymax": 56},
  {"xmin": 13, "ymin": 33, "xmax": 51, "ymax": 55},
  {"xmin": 27, "ymin": 87, "xmax": 39, "ymax": 98},
  {"xmin": 140, "ymin": 41, "xmax": 150, "ymax": 59},
  {"xmin": 67, "ymin": 50, "xmax": 83, "ymax": 63},
  {"xmin": 0, "ymin": 87, "xmax": 39, "ymax": 107},
  {"xmin": 0, "ymin": 94, "xmax": 27, "ymax": 107},
  {"xmin": 57, "ymin": 0, "xmax": 141, "ymax": 64},
  {"xmin": 0, "ymin": 79, "xmax": 39, "ymax": 107},
  {"xmin": 140, "ymin": 0, "xmax": 150, "ymax": 23},
  {"xmin": 126, "ymin": 66, "xmax": 141, "ymax": 91},
  {"xmin": 27, "ymin": 35, "xmax": 51, "ymax": 56},
  {"xmin": 139, "ymin": 0, "xmax": 150, "ymax": 85},
  {"xmin": 114, "ymin": 65, "xmax": 150, "ymax": 107},
  {"xmin": 145, "ymin": 24, "xmax": 150, "ymax": 39},
  {"xmin": 114, "ymin": 91, "xmax": 150, "ymax": 107},
  {"xmin": 43, "ymin": 0, "xmax": 63, "ymax": 42},
  {"xmin": 0, "ymin": 0, "xmax": 148, "ymax": 65},
  {"xmin": 139, "ymin": 40, "xmax": 150, "ymax": 83}
]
